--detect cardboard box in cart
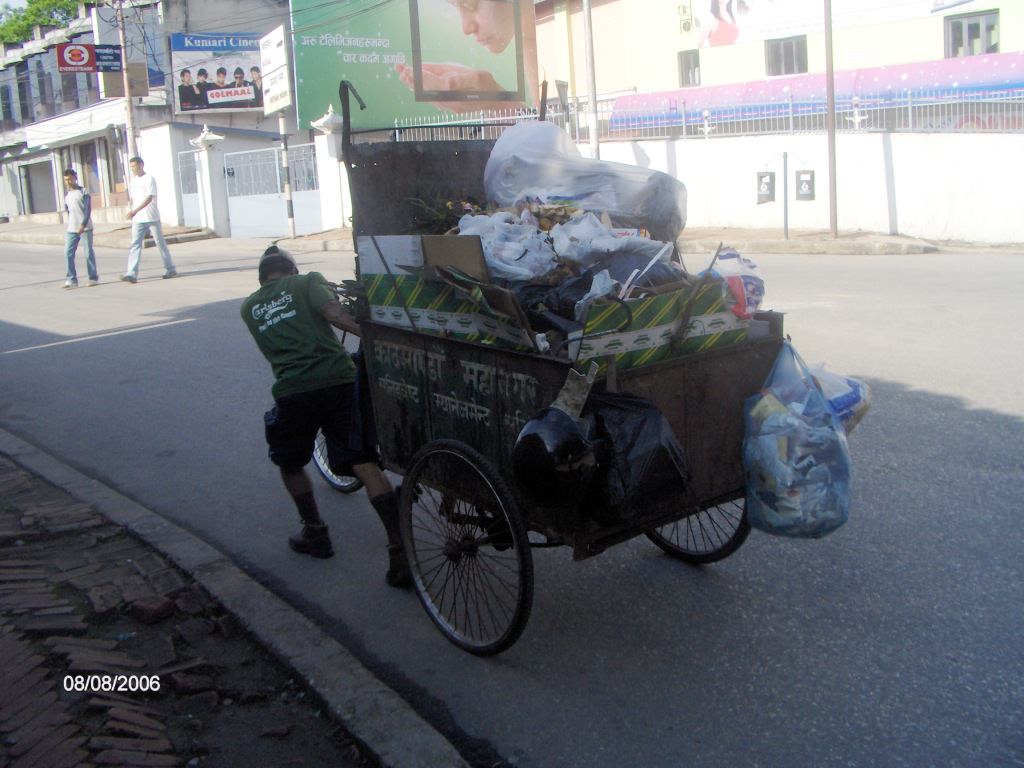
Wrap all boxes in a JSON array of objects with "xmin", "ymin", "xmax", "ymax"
[{"xmin": 357, "ymin": 236, "xmax": 750, "ymax": 372}]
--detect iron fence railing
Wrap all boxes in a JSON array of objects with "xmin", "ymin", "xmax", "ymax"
[
  {"xmin": 177, "ymin": 149, "xmax": 199, "ymax": 196},
  {"xmin": 223, "ymin": 143, "xmax": 319, "ymax": 198},
  {"xmin": 390, "ymin": 87, "xmax": 1024, "ymax": 143}
]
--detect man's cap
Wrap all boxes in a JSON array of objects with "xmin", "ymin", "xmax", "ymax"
[{"xmin": 259, "ymin": 245, "xmax": 296, "ymax": 270}]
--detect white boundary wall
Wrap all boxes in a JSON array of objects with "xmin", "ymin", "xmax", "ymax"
[{"xmin": 594, "ymin": 133, "xmax": 1023, "ymax": 244}]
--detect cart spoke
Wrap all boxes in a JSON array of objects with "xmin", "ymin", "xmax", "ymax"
[{"xmin": 647, "ymin": 499, "xmax": 750, "ymax": 564}]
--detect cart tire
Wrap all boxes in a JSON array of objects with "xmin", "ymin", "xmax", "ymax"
[
  {"xmin": 645, "ymin": 499, "xmax": 751, "ymax": 564},
  {"xmin": 400, "ymin": 439, "xmax": 533, "ymax": 656},
  {"xmin": 312, "ymin": 430, "xmax": 363, "ymax": 494}
]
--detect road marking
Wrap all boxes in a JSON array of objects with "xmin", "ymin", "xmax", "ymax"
[{"xmin": 2, "ymin": 319, "xmax": 196, "ymax": 355}]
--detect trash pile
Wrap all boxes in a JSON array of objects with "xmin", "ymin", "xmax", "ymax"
[{"xmin": 405, "ymin": 121, "xmax": 761, "ymax": 366}]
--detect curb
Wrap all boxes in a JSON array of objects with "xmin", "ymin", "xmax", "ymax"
[
  {"xmin": 0, "ymin": 230, "xmax": 216, "ymax": 248},
  {"xmin": 277, "ymin": 238, "xmax": 354, "ymax": 253},
  {"xmin": 678, "ymin": 238, "xmax": 938, "ymax": 255},
  {"xmin": 0, "ymin": 427, "xmax": 471, "ymax": 768}
]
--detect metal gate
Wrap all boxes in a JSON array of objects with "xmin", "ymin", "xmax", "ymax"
[
  {"xmin": 177, "ymin": 149, "xmax": 202, "ymax": 227},
  {"xmin": 223, "ymin": 144, "xmax": 322, "ymax": 237}
]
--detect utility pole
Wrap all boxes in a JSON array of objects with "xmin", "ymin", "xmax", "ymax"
[
  {"xmin": 824, "ymin": 0, "xmax": 838, "ymax": 236},
  {"xmin": 581, "ymin": 0, "xmax": 600, "ymax": 159},
  {"xmin": 279, "ymin": 112, "xmax": 295, "ymax": 239},
  {"xmin": 563, "ymin": 2, "xmax": 579, "ymax": 139},
  {"xmin": 112, "ymin": 0, "xmax": 137, "ymax": 159}
]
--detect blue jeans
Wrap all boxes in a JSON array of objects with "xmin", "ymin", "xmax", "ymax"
[
  {"xmin": 125, "ymin": 220, "xmax": 176, "ymax": 278},
  {"xmin": 65, "ymin": 230, "xmax": 98, "ymax": 283}
]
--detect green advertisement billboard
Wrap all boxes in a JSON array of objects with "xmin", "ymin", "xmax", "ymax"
[{"xmin": 290, "ymin": 0, "xmax": 538, "ymax": 130}]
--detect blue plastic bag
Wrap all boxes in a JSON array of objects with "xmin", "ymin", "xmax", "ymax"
[{"xmin": 743, "ymin": 342, "xmax": 851, "ymax": 538}]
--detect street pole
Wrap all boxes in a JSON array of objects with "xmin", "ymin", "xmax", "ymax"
[
  {"xmin": 581, "ymin": 0, "xmax": 600, "ymax": 159},
  {"xmin": 824, "ymin": 0, "xmax": 838, "ymax": 237},
  {"xmin": 563, "ymin": 2, "xmax": 579, "ymax": 140},
  {"xmin": 113, "ymin": 0, "xmax": 137, "ymax": 160},
  {"xmin": 783, "ymin": 151, "xmax": 789, "ymax": 240},
  {"xmin": 279, "ymin": 111, "xmax": 295, "ymax": 239}
]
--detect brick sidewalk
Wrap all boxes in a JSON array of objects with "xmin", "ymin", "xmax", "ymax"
[{"xmin": 0, "ymin": 455, "xmax": 367, "ymax": 768}]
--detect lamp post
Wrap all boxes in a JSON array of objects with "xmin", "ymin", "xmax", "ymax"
[
  {"xmin": 111, "ymin": 0, "xmax": 136, "ymax": 159},
  {"xmin": 824, "ymin": 0, "xmax": 838, "ymax": 237},
  {"xmin": 581, "ymin": 0, "xmax": 600, "ymax": 159}
]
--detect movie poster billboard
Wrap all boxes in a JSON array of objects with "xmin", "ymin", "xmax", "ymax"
[
  {"xmin": 170, "ymin": 33, "xmax": 265, "ymax": 113},
  {"xmin": 290, "ymin": 0, "xmax": 539, "ymax": 130}
]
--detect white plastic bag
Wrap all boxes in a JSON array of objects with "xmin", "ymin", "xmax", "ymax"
[
  {"xmin": 573, "ymin": 269, "xmax": 619, "ymax": 321},
  {"xmin": 809, "ymin": 365, "xmax": 872, "ymax": 434},
  {"xmin": 457, "ymin": 212, "xmax": 557, "ymax": 281},
  {"xmin": 484, "ymin": 121, "xmax": 688, "ymax": 241}
]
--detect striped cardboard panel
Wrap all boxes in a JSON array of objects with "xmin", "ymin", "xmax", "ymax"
[
  {"xmin": 365, "ymin": 274, "xmax": 748, "ymax": 371},
  {"xmin": 365, "ymin": 274, "xmax": 535, "ymax": 352},
  {"xmin": 580, "ymin": 278, "xmax": 748, "ymax": 372}
]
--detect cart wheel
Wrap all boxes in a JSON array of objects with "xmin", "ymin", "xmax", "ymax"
[
  {"xmin": 312, "ymin": 430, "xmax": 363, "ymax": 494},
  {"xmin": 400, "ymin": 439, "xmax": 533, "ymax": 656},
  {"xmin": 645, "ymin": 499, "xmax": 751, "ymax": 564}
]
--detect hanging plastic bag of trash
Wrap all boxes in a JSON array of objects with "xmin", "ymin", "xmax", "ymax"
[
  {"xmin": 483, "ymin": 122, "xmax": 688, "ymax": 242},
  {"xmin": 743, "ymin": 342, "xmax": 852, "ymax": 538}
]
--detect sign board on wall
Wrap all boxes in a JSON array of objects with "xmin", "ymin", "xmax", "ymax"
[
  {"xmin": 169, "ymin": 33, "xmax": 264, "ymax": 114},
  {"xmin": 290, "ymin": 0, "xmax": 539, "ymax": 130},
  {"xmin": 99, "ymin": 62, "xmax": 149, "ymax": 98},
  {"xmin": 796, "ymin": 171, "xmax": 816, "ymax": 201},
  {"xmin": 260, "ymin": 25, "xmax": 292, "ymax": 115},
  {"xmin": 57, "ymin": 43, "xmax": 122, "ymax": 73},
  {"xmin": 757, "ymin": 172, "xmax": 775, "ymax": 204}
]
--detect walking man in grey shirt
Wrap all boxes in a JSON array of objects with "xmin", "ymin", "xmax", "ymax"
[
  {"xmin": 121, "ymin": 156, "xmax": 177, "ymax": 284},
  {"xmin": 62, "ymin": 168, "xmax": 98, "ymax": 288}
]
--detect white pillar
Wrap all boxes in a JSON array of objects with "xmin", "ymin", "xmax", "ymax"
[
  {"xmin": 191, "ymin": 125, "xmax": 230, "ymax": 237},
  {"xmin": 311, "ymin": 105, "xmax": 350, "ymax": 230},
  {"xmin": 195, "ymin": 145, "xmax": 230, "ymax": 237},
  {"xmin": 313, "ymin": 131, "xmax": 346, "ymax": 230}
]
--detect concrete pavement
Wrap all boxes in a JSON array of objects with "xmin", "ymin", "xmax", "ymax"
[
  {"xmin": 2, "ymin": 232, "xmax": 1022, "ymax": 768},
  {"xmin": 0, "ymin": 238, "xmax": 466, "ymax": 768}
]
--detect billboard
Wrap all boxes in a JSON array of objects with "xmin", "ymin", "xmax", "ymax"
[
  {"xmin": 170, "ymin": 33, "xmax": 265, "ymax": 114},
  {"xmin": 290, "ymin": 0, "xmax": 539, "ymax": 130},
  {"xmin": 57, "ymin": 43, "xmax": 122, "ymax": 73},
  {"xmin": 260, "ymin": 25, "xmax": 292, "ymax": 115}
]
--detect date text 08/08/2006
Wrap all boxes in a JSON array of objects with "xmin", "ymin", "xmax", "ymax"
[{"xmin": 63, "ymin": 674, "xmax": 161, "ymax": 693}]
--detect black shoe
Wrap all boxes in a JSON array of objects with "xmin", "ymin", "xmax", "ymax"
[
  {"xmin": 162, "ymin": 270, "xmax": 178, "ymax": 279},
  {"xmin": 386, "ymin": 545, "xmax": 412, "ymax": 588},
  {"xmin": 120, "ymin": 274, "xmax": 137, "ymax": 284},
  {"xmin": 289, "ymin": 524, "xmax": 334, "ymax": 559}
]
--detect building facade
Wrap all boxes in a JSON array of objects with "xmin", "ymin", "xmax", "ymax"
[
  {"xmin": 0, "ymin": 0, "xmax": 319, "ymax": 238},
  {"xmin": 535, "ymin": 0, "xmax": 1024, "ymax": 99}
]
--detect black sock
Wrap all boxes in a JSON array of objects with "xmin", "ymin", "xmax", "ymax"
[
  {"xmin": 369, "ymin": 491, "xmax": 401, "ymax": 547},
  {"xmin": 293, "ymin": 491, "xmax": 323, "ymax": 526}
]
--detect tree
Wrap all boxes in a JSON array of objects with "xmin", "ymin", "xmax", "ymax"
[{"xmin": 0, "ymin": 0, "xmax": 80, "ymax": 45}]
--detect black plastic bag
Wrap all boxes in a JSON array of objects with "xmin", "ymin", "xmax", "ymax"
[
  {"xmin": 585, "ymin": 392, "xmax": 689, "ymax": 517},
  {"xmin": 590, "ymin": 250, "xmax": 685, "ymax": 289}
]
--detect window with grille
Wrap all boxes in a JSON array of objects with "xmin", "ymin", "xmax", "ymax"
[
  {"xmin": 765, "ymin": 35, "xmax": 808, "ymax": 76},
  {"xmin": 678, "ymin": 49, "xmax": 700, "ymax": 88},
  {"xmin": 945, "ymin": 10, "xmax": 998, "ymax": 57}
]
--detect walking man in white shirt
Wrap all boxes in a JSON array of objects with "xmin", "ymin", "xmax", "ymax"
[
  {"xmin": 62, "ymin": 168, "xmax": 98, "ymax": 288},
  {"xmin": 122, "ymin": 156, "xmax": 177, "ymax": 284}
]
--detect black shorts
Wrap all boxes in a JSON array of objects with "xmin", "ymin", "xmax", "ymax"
[{"xmin": 263, "ymin": 376, "xmax": 379, "ymax": 476}]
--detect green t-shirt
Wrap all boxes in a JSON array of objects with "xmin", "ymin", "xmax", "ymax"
[{"xmin": 241, "ymin": 272, "xmax": 356, "ymax": 399}]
